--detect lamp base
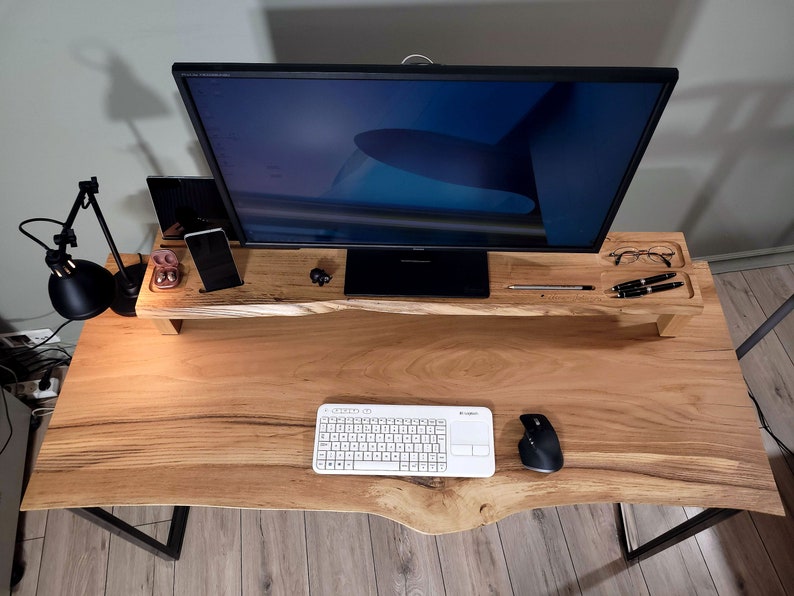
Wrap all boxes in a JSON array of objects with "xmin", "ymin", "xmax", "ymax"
[{"xmin": 111, "ymin": 261, "xmax": 148, "ymax": 317}]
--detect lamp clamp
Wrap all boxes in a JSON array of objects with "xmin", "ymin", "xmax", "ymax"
[
  {"xmin": 52, "ymin": 228, "xmax": 78, "ymax": 248},
  {"xmin": 79, "ymin": 177, "xmax": 100, "ymax": 194}
]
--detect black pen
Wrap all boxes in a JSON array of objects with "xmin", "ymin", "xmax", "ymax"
[
  {"xmin": 616, "ymin": 282, "xmax": 684, "ymax": 298},
  {"xmin": 611, "ymin": 272, "xmax": 676, "ymax": 292}
]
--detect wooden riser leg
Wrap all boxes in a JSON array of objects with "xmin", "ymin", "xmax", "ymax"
[
  {"xmin": 656, "ymin": 314, "xmax": 692, "ymax": 336},
  {"xmin": 150, "ymin": 318, "xmax": 183, "ymax": 334}
]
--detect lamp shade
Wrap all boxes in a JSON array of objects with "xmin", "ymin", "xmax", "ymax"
[{"xmin": 48, "ymin": 259, "xmax": 116, "ymax": 320}]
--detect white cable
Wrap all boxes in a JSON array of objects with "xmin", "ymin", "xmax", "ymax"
[{"xmin": 401, "ymin": 54, "xmax": 435, "ymax": 65}]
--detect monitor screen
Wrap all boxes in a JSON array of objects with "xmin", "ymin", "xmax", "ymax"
[{"xmin": 173, "ymin": 64, "xmax": 677, "ymax": 255}]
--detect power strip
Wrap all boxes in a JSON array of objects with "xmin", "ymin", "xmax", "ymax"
[
  {"xmin": 5, "ymin": 378, "xmax": 60, "ymax": 400},
  {"xmin": 2, "ymin": 366, "xmax": 67, "ymax": 400},
  {"xmin": 0, "ymin": 328, "xmax": 61, "ymax": 349}
]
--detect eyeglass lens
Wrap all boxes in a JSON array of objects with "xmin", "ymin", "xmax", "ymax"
[{"xmin": 610, "ymin": 246, "xmax": 675, "ymax": 266}]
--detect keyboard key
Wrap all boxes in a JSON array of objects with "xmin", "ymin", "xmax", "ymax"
[
  {"xmin": 451, "ymin": 445, "xmax": 472, "ymax": 456},
  {"xmin": 355, "ymin": 460, "xmax": 400, "ymax": 471}
]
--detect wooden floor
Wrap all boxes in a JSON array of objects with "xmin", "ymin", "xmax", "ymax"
[{"xmin": 12, "ymin": 265, "xmax": 794, "ymax": 596}]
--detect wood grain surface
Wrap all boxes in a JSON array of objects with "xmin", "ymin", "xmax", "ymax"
[
  {"xmin": 20, "ymin": 257, "xmax": 783, "ymax": 534},
  {"xmin": 135, "ymin": 233, "xmax": 703, "ymax": 329}
]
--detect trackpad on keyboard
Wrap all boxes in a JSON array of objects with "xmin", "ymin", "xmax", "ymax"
[{"xmin": 450, "ymin": 421, "xmax": 490, "ymax": 456}]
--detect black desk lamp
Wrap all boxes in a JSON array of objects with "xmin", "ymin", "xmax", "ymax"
[{"xmin": 19, "ymin": 177, "xmax": 147, "ymax": 320}]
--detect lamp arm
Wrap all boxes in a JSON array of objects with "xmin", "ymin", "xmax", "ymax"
[
  {"xmin": 49, "ymin": 184, "xmax": 85, "ymax": 269},
  {"xmin": 52, "ymin": 177, "xmax": 136, "ymax": 291},
  {"xmin": 81, "ymin": 179, "xmax": 136, "ymax": 291}
]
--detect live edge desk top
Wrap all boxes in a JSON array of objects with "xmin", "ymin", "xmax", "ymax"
[{"xmin": 21, "ymin": 235, "xmax": 784, "ymax": 533}]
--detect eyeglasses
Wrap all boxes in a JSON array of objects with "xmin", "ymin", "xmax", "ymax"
[{"xmin": 608, "ymin": 246, "xmax": 676, "ymax": 267}]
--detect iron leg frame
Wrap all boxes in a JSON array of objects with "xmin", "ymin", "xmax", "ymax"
[
  {"xmin": 70, "ymin": 506, "xmax": 190, "ymax": 561},
  {"xmin": 616, "ymin": 294, "xmax": 792, "ymax": 561},
  {"xmin": 616, "ymin": 504, "xmax": 740, "ymax": 562}
]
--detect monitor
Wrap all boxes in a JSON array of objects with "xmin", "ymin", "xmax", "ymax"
[{"xmin": 173, "ymin": 63, "xmax": 677, "ymax": 298}]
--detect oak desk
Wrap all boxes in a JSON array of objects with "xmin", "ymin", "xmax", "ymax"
[{"xmin": 21, "ymin": 258, "xmax": 783, "ymax": 559}]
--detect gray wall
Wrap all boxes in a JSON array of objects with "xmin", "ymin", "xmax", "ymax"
[{"xmin": 1, "ymin": 0, "xmax": 792, "ymax": 343}]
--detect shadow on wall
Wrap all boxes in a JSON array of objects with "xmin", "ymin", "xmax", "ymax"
[
  {"xmin": 264, "ymin": 0, "xmax": 700, "ymax": 66},
  {"xmin": 71, "ymin": 40, "xmax": 170, "ymax": 176},
  {"xmin": 648, "ymin": 81, "xmax": 794, "ymax": 253},
  {"xmin": 172, "ymin": 91, "xmax": 213, "ymax": 177}
]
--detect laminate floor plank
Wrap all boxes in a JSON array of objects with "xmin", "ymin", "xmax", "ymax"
[
  {"xmin": 496, "ymin": 508, "xmax": 580, "ymax": 596},
  {"xmin": 738, "ymin": 265, "xmax": 794, "ymax": 454},
  {"xmin": 105, "ymin": 521, "xmax": 173, "ymax": 596},
  {"xmin": 150, "ymin": 522, "xmax": 177, "ymax": 596},
  {"xmin": 748, "ymin": 435, "xmax": 794, "ymax": 595},
  {"xmin": 713, "ymin": 272, "xmax": 794, "ymax": 448},
  {"xmin": 367, "ymin": 514, "xmax": 445, "ymax": 596},
  {"xmin": 684, "ymin": 507, "xmax": 785, "ymax": 596},
  {"xmin": 741, "ymin": 265, "xmax": 794, "ymax": 353},
  {"xmin": 16, "ymin": 511, "xmax": 47, "ymax": 541},
  {"xmin": 304, "ymin": 512, "xmax": 377, "ymax": 596},
  {"xmin": 35, "ymin": 509, "xmax": 109, "ymax": 596},
  {"xmin": 10, "ymin": 537, "xmax": 42, "ymax": 596},
  {"xmin": 240, "ymin": 510, "xmax": 309, "ymax": 596},
  {"xmin": 713, "ymin": 271, "xmax": 768, "ymax": 348},
  {"xmin": 626, "ymin": 505, "xmax": 717, "ymax": 596},
  {"xmin": 111, "ymin": 506, "xmax": 176, "ymax": 528},
  {"xmin": 556, "ymin": 504, "xmax": 649, "ymax": 596},
  {"xmin": 172, "ymin": 506, "xmax": 241, "ymax": 596},
  {"xmin": 435, "ymin": 523, "xmax": 513, "ymax": 596}
]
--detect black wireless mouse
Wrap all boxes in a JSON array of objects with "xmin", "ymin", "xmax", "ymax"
[{"xmin": 518, "ymin": 414, "xmax": 564, "ymax": 473}]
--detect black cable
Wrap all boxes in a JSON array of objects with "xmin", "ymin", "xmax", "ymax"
[
  {"xmin": 26, "ymin": 358, "xmax": 71, "ymax": 377},
  {"xmin": 37, "ymin": 359, "xmax": 70, "ymax": 391},
  {"xmin": 746, "ymin": 385, "xmax": 793, "ymax": 459},
  {"xmin": 0, "ymin": 387, "xmax": 11, "ymax": 456},
  {"xmin": 16, "ymin": 346, "xmax": 73, "ymax": 365},
  {"xmin": 18, "ymin": 217, "xmax": 65, "ymax": 251},
  {"xmin": 0, "ymin": 366, "xmax": 17, "ymax": 456}
]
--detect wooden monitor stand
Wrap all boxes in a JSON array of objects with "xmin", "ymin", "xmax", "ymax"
[{"xmin": 135, "ymin": 232, "xmax": 703, "ymax": 336}]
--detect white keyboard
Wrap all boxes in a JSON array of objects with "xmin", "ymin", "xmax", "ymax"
[{"xmin": 312, "ymin": 403, "xmax": 495, "ymax": 478}]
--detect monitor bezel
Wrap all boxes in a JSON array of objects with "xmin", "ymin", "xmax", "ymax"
[{"xmin": 172, "ymin": 62, "xmax": 678, "ymax": 253}]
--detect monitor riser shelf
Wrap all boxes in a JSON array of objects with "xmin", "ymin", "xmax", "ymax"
[{"xmin": 135, "ymin": 232, "xmax": 703, "ymax": 336}]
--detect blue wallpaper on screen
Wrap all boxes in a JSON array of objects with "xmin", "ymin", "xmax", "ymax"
[{"xmin": 187, "ymin": 77, "xmax": 661, "ymax": 248}]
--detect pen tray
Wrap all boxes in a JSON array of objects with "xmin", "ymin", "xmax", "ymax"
[{"xmin": 599, "ymin": 271, "xmax": 695, "ymax": 299}]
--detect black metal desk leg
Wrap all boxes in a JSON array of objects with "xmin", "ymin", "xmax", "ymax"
[
  {"xmin": 617, "ymin": 504, "xmax": 740, "ymax": 562},
  {"xmin": 69, "ymin": 506, "xmax": 190, "ymax": 561}
]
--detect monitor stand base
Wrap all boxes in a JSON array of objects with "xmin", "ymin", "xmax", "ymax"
[{"xmin": 343, "ymin": 249, "xmax": 490, "ymax": 298}]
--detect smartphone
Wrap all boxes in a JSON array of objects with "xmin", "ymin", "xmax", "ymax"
[{"xmin": 184, "ymin": 228, "xmax": 243, "ymax": 292}]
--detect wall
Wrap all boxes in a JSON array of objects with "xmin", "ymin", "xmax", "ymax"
[
  {"xmin": 1, "ymin": 0, "xmax": 792, "ymax": 343},
  {"xmin": 0, "ymin": 0, "xmax": 270, "ymax": 342}
]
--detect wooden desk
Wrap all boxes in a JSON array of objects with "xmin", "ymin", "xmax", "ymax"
[{"xmin": 21, "ymin": 257, "xmax": 783, "ymax": 538}]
